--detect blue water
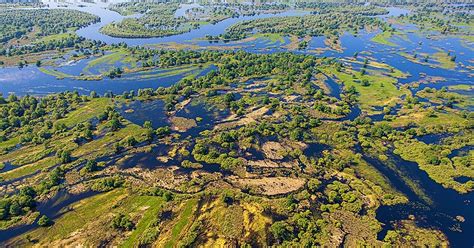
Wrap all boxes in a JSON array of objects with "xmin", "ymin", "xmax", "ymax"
[
  {"xmin": 0, "ymin": 162, "xmax": 16, "ymax": 173},
  {"xmin": 0, "ymin": 4, "xmax": 471, "ymax": 100},
  {"xmin": 448, "ymin": 145, "xmax": 473, "ymax": 159},
  {"xmin": 175, "ymin": 100, "xmax": 230, "ymax": 137},
  {"xmin": 416, "ymin": 133, "xmax": 452, "ymax": 145},
  {"xmin": 0, "ymin": 61, "xmax": 215, "ymax": 96},
  {"xmin": 74, "ymin": 4, "xmax": 308, "ymax": 46},
  {"xmin": 0, "ymin": 2, "xmax": 473, "ymax": 245},
  {"xmin": 0, "ymin": 190, "xmax": 98, "ymax": 243},
  {"xmin": 117, "ymin": 100, "xmax": 168, "ymax": 129},
  {"xmin": 374, "ymin": 153, "xmax": 474, "ymax": 248},
  {"xmin": 303, "ymin": 143, "xmax": 331, "ymax": 158}
]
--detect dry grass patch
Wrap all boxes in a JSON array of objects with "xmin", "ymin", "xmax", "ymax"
[
  {"xmin": 170, "ymin": 116, "xmax": 197, "ymax": 132},
  {"xmin": 231, "ymin": 177, "xmax": 306, "ymax": 196}
]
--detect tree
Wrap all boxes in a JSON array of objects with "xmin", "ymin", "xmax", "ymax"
[
  {"xmin": 143, "ymin": 121, "xmax": 152, "ymax": 129},
  {"xmin": 113, "ymin": 143, "xmax": 122, "ymax": 154},
  {"xmin": 9, "ymin": 202, "xmax": 21, "ymax": 216},
  {"xmin": 109, "ymin": 117, "xmax": 121, "ymax": 131},
  {"xmin": 58, "ymin": 150, "xmax": 72, "ymax": 163},
  {"xmin": 270, "ymin": 221, "xmax": 293, "ymax": 243},
  {"xmin": 224, "ymin": 93, "xmax": 235, "ymax": 104},
  {"xmin": 84, "ymin": 159, "xmax": 98, "ymax": 172},
  {"xmin": 290, "ymin": 128, "xmax": 303, "ymax": 141},
  {"xmin": 145, "ymin": 128, "xmax": 154, "ymax": 142},
  {"xmin": 125, "ymin": 136, "xmax": 137, "ymax": 147},
  {"xmin": 163, "ymin": 191, "xmax": 173, "ymax": 202},
  {"xmin": 37, "ymin": 215, "xmax": 52, "ymax": 227},
  {"xmin": 83, "ymin": 129, "xmax": 93, "ymax": 141},
  {"xmin": 112, "ymin": 213, "xmax": 134, "ymax": 231},
  {"xmin": 361, "ymin": 79, "xmax": 370, "ymax": 86},
  {"xmin": 7, "ymin": 94, "xmax": 18, "ymax": 102},
  {"xmin": 307, "ymin": 178, "xmax": 322, "ymax": 193},
  {"xmin": 155, "ymin": 126, "xmax": 171, "ymax": 138}
]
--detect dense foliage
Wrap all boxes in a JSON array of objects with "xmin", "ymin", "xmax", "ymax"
[
  {"xmin": 0, "ymin": 9, "xmax": 99, "ymax": 44},
  {"xmin": 0, "ymin": 2, "xmax": 472, "ymax": 247},
  {"xmin": 211, "ymin": 12, "xmax": 390, "ymax": 41},
  {"xmin": 102, "ymin": 3, "xmax": 237, "ymax": 38}
]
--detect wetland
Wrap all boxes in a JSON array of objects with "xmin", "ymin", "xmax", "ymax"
[{"xmin": 0, "ymin": 0, "xmax": 472, "ymax": 247}]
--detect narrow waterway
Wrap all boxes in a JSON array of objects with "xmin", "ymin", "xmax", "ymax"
[
  {"xmin": 0, "ymin": 190, "xmax": 98, "ymax": 243},
  {"xmin": 0, "ymin": 2, "xmax": 472, "ymax": 246},
  {"xmin": 0, "ymin": 3, "xmax": 471, "ymax": 99},
  {"xmin": 362, "ymin": 147, "xmax": 474, "ymax": 247}
]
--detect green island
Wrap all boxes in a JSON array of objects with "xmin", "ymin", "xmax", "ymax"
[{"xmin": 100, "ymin": 2, "xmax": 238, "ymax": 38}]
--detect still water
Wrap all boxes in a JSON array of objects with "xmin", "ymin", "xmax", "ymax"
[{"xmin": 0, "ymin": 2, "xmax": 472, "ymax": 246}]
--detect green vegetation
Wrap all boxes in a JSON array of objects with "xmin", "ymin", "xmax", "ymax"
[
  {"xmin": 102, "ymin": 3, "xmax": 236, "ymax": 38},
  {"xmin": 209, "ymin": 11, "xmax": 390, "ymax": 42},
  {"xmin": 320, "ymin": 62, "xmax": 407, "ymax": 113},
  {"xmin": 252, "ymin": 33, "xmax": 286, "ymax": 44},
  {"xmin": 398, "ymin": 49, "xmax": 457, "ymax": 70},
  {"xmin": 295, "ymin": 2, "xmax": 389, "ymax": 16},
  {"xmin": 393, "ymin": 134, "xmax": 474, "ymax": 193},
  {"xmin": 0, "ymin": 2, "xmax": 472, "ymax": 247},
  {"xmin": 0, "ymin": 9, "xmax": 99, "ymax": 44},
  {"xmin": 371, "ymin": 31, "xmax": 397, "ymax": 46},
  {"xmin": 396, "ymin": 6, "xmax": 473, "ymax": 36},
  {"xmin": 163, "ymin": 198, "xmax": 198, "ymax": 248}
]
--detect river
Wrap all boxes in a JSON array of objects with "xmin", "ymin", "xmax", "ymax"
[{"xmin": 0, "ymin": 2, "xmax": 472, "ymax": 246}]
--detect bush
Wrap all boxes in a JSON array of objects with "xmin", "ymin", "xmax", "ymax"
[
  {"xmin": 361, "ymin": 79, "xmax": 370, "ymax": 86},
  {"xmin": 270, "ymin": 221, "xmax": 294, "ymax": 243},
  {"xmin": 307, "ymin": 179, "xmax": 322, "ymax": 193},
  {"xmin": 92, "ymin": 176, "xmax": 124, "ymax": 192},
  {"xmin": 37, "ymin": 215, "xmax": 52, "ymax": 227},
  {"xmin": 84, "ymin": 159, "xmax": 98, "ymax": 172}
]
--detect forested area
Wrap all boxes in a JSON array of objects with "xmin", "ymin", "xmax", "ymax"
[
  {"xmin": 0, "ymin": 9, "xmax": 99, "ymax": 44},
  {"xmin": 0, "ymin": 1, "xmax": 472, "ymax": 247},
  {"xmin": 212, "ymin": 13, "xmax": 391, "ymax": 41},
  {"xmin": 102, "ymin": 3, "xmax": 238, "ymax": 38}
]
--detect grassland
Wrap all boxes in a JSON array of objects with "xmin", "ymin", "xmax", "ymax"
[
  {"xmin": 321, "ymin": 67, "xmax": 407, "ymax": 113},
  {"xmin": 83, "ymin": 49, "xmax": 129, "ymax": 74},
  {"xmin": 162, "ymin": 198, "xmax": 198, "ymax": 248},
  {"xmin": 38, "ymin": 67, "xmax": 72, "ymax": 79},
  {"xmin": 432, "ymin": 51, "xmax": 456, "ymax": 70},
  {"xmin": 371, "ymin": 31, "xmax": 397, "ymax": 46},
  {"xmin": 386, "ymin": 108, "xmax": 470, "ymax": 128},
  {"xmin": 253, "ymin": 33, "xmax": 286, "ymax": 44},
  {"xmin": 393, "ymin": 134, "xmax": 474, "ymax": 193},
  {"xmin": 18, "ymin": 190, "xmax": 125, "ymax": 243},
  {"xmin": 1, "ymin": 18, "xmax": 472, "ymax": 247},
  {"xmin": 398, "ymin": 50, "xmax": 456, "ymax": 70},
  {"xmin": 56, "ymin": 98, "xmax": 113, "ymax": 127},
  {"xmin": 35, "ymin": 33, "xmax": 76, "ymax": 43},
  {"xmin": 0, "ymin": 136, "xmax": 20, "ymax": 150},
  {"xmin": 448, "ymin": 84, "xmax": 473, "ymax": 91}
]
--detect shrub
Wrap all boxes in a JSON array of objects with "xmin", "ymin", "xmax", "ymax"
[
  {"xmin": 112, "ymin": 213, "xmax": 134, "ymax": 231},
  {"xmin": 37, "ymin": 215, "xmax": 52, "ymax": 227}
]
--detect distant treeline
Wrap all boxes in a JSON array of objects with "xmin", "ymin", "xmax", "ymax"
[
  {"xmin": 0, "ymin": 0, "xmax": 39, "ymax": 3},
  {"xmin": 197, "ymin": 0, "xmax": 473, "ymax": 5}
]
